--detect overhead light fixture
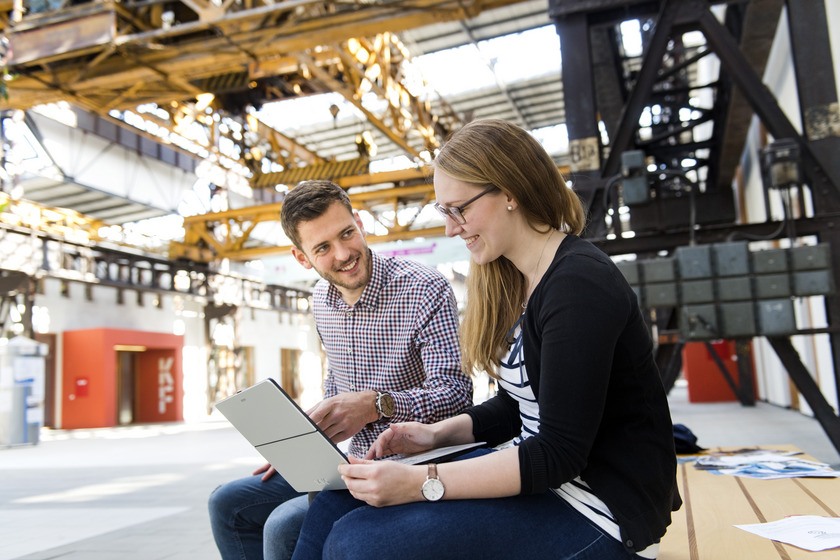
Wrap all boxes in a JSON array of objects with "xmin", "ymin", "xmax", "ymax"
[
  {"xmin": 246, "ymin": 112, "xmax": 259, "ymax": 133},
  {"xmin": 195, "ymin": 93, "xmax": 215, "ymax": 112},
  {"xmin": 329, "ymin": 104, "xmax": 340, "ymax": 128}
]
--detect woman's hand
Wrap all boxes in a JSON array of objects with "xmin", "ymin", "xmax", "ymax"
[
  {"xmin": 365, "ymin": 421, "xmax": 436, "ymax": 460},
  {"xmin": 338, "ymin": 457, "xmax": 426, "ymax": 507}
]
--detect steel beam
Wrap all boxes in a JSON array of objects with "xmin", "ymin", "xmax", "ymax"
[
  {"xmin": 600, "ymin": 0, "xmax": 683, "ymax": 177},
  {"xmin": 703, "ymin": 340, "xmax": 754, "ymax": 406},
  {"xmin": 767, "ymin": 336, "xmax": 840, "ymax": 455},
  {"xmin": 591, "ymin": 212, "xmax": 840, "ymax": 256},
  {"xmin": 698, "ymin": 7, "xmax": 840, "ymax": 214}
]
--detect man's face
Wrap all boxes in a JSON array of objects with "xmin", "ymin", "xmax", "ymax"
[{"xmin": 290, "ymin": 202, "xmax": 372, "ymax": 303}]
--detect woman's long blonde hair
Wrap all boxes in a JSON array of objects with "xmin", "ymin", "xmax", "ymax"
[{"xmin": 433, "ymin": 119, "xmax": 586, "ymax": 377}]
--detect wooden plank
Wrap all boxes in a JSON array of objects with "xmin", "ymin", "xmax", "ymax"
[
  {"xmin": 793, "ymin": 477, "xmax": 840, "ymax": 515},
  {"xmin": 684, "ymin": 459, "xmax": 784, "ymax": 559},
  {"xmin": 659, "ymin": 462, "xmax": 693, "ymax": 560}
]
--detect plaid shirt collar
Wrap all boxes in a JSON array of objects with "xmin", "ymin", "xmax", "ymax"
[{"xmin": 322, "ymin": 248, "xmax": 384, "ymax": 311}]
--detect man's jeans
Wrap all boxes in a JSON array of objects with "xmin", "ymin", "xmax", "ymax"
[{"xmin": 209, "ymin": 473, "xmax": 308, "ymax": 560}]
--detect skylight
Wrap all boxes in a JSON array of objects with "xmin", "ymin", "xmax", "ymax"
[
  {"xmin": 256, "ymin": 25, "xmax": 564, "ymax": 142},
  {"xmin": 257, "ymin": 92, "xmax": 364, "ymax": 133}
]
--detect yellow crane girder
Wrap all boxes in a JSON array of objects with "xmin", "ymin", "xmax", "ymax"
[
  {"xmin": 169, "ymin": 165, "xmax": 572, "ymax": 262},
  {"xmin": 169, "ymin": 168, "xmax": 439, "ymax": 262},
  {"xmin": 1, "ymin": 0, "xmax": 528, "ymax": 175}
]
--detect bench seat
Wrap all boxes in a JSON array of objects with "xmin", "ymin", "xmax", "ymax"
[{"xmin": 659, "ymin": 445, "xmax": 840, "ymax": 559}]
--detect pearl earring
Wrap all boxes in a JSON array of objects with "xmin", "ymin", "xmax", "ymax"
[{"xmin": 507, "ymin": 206, "xmax": 513, "ymax": 211}]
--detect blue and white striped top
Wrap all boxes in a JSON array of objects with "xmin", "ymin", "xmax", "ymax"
[{"xmin": 499, "ymin": 315, "xmax": 658, "ymax": 559}]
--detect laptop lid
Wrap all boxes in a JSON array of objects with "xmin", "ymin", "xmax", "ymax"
[
  {"xmin": 215, "ymin": 378, "xmax": 349, "ymax": 491},
  {"xmin": 215, "ymin": 378, "xmax": 485, "ymax": 492}
]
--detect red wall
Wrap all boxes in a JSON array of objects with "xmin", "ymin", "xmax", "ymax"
[
  {"xmin": 683, "ymin": 340, "xmax": 756, "ymax": 403},
  {"xmin": 62, "ymin": 328, "xmax": 184, "ymax": 429}
]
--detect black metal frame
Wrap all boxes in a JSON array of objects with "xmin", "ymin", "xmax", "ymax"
[{"xmin": 550, "ymin": 0, "xmax": 840, "ymax": 453}]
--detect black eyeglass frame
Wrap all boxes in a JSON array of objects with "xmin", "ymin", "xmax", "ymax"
[{"xmin": 433, "ymin": 185, "xmax": 497, "ymax": 225}]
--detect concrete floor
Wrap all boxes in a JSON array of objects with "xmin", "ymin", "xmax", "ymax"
[{"xmin": 1, "ymin": 382, "xmax": 838, "ymax": 560}]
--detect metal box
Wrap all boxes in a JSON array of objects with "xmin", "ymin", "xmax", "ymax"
[
  {"xmin": 720, "ymin": 302, "xmax": 757, "ymax": 337},
  {"xmin": 681, "ymin": 280, "xmax": 714, "ymax": 304},
  {"xmin": 791, "ymin": 244, "xmax": 831, "ymax": 270},
  {"xmin": 752, "ymin": 248, "xmax": 789, "ymax": 273},
  {"xmin": 645, "ymin": 283, "xmax": 678, "ymax": 307},
  {"xmin": 620, "ymin": 150, "xmax": 650, "ymax": 205},
  {"xmin": 680, "ymin": 304, "xmax": 719, "ymax": 340},
  {"xmin": 716, "ymin": 277, "xmax": 752, "ymax": 301},
  {"xmin": 793, "ymin": 270, "xmax": 834, "ymax": 296},
  {"xmin": 676, "ymin": 245, "xmax": 712, "ymax": 279},
  {"xmin": 615, "ymin": 260, "xmax": 640, "ymax": 285},
  {"xmin": 642, "ymin": 259, "xmax": 676, "ymax": 283},
  {"xmin": 757, "ymin": 299, "xmax": 796, "ymax": 335},
  {"xmin": 755, "ymin": 273, "xmax": 790, "ymax": 299},
  {"xmin": 712, "ymin": 241, "xmax": 750, "ymax": 277}
]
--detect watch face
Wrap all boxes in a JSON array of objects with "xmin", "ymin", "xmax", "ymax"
[
  {"xmin": 422, "ymin": 478, "xmax": 445, "ymax": 501},
  {"xmin": 379, "ymin": 393, "xmax": 395, "ymax": 417}
]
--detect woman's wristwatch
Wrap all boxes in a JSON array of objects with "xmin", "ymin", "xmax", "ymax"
[{"xmin": 421, "ymin": 463, "xmax": 445, "ymax": 501}]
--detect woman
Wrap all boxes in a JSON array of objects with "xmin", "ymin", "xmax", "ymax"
[{"xmin": 291, "ymin": 119, "xmax": 681, "ymax": 559}]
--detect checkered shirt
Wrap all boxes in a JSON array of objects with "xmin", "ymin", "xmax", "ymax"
[{"xmin": 313, "ymin": 250, "xmax": 473, "ymax": 457}]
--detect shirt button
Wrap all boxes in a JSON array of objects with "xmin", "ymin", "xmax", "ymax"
[
  {"xmin": 625, "ymin": 539, "xmax": 633, "ymax": 548},
  {"xmin": 345, "ymin": 310, "xmax": 353, "ymax": 317}
]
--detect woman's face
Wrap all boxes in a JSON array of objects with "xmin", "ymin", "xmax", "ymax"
[{"xmin": 433, "ymin": 169, "xmax": 514, "ymax": 265}]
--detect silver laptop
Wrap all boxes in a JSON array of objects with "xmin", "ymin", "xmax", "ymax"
[{"xmin": 215, "ymin": 378, "xmax": 483, "ymax": 492}]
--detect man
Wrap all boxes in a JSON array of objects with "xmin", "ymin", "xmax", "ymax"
[{"xmin": 209, "ymin": 180, "xmax": 473, "ymax": 560}]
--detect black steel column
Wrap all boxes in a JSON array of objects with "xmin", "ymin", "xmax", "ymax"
[
  {"xmin": 786, "ymin": 0, "xmax": 840, "ymax": 198},
  {"xmin": 554, "ymin": 11, "xmax": 608, "ymax": 236},
  {"xmin": 786, "ymin": 0, "xmax": 840, "ymax": 409},
  {"xmin": 734, "ymin": 338, "xmax": 756, "ymax": 406}
]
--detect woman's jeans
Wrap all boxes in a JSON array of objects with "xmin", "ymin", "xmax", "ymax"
[
  {"xmin": 291, "ymin": 449, "xmax": 637, "ymax": 560},
  {"xmin": 208, "ymin": 472, "xmax": 308, "ymax": 560}
]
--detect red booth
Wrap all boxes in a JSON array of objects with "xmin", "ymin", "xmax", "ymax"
[{"xmin": 61, "ymin": 328, "xmax": 184, "ymax": 429}]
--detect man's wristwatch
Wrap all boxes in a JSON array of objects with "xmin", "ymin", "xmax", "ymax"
[
  {"xmin": 421, "ymin": 463, "xmax": 445, "ymax": 502},
  {"xmin": 375, "ymin": 391, "xmax": 395, "ymax": 420}
]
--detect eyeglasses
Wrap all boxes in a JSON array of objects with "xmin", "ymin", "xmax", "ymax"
[{"xmin": 433, "ymin": 185, "xmax": 497, "ymax": 225}]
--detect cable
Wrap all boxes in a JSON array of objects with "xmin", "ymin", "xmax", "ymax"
[{"xmin": 725, "ymin": 186, "xmax": 791, "ymax": 243}]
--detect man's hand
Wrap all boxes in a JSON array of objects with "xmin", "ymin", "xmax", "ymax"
[
  {"xmin": 307, "ymin": 391, "xmax": 379, "ymax": 443},
  {"xmin": 252, "ymin": 462, "xmax": 277, "ymax": 482}
]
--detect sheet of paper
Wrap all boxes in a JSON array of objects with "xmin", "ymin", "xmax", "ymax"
[{"xmin": 735, "ymin": 516, "xmax": 840, "ymax": 552}]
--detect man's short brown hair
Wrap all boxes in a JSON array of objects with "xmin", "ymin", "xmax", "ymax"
[{"xmin": 280, "ymin": 180, "xmax": 354, "ymax": 249}]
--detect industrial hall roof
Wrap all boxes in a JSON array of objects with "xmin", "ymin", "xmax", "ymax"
[{"xmin": 0, "ymin": 0, "xmax": 787, "ymax": 261}]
